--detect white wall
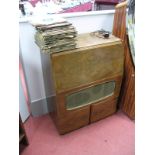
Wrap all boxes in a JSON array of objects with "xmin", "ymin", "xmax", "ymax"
[
  {"xmin": 19, "ymin": 23, "xmax": 46, "ymax": 102},
  {"xmin": 19, "ymin": 10, "xmax": 115, "ymax": 116},
  {"xmin": 63, "ymin": 11, "xmax": 114, "ymax": 33},
  {"xmin": 19, "ymin": 75, "xmax": 30, "ymax": 122}
]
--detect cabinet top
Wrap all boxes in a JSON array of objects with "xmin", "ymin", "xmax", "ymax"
[
  {"xmin": 51, "ymin": 33, "xmax": 122, "ymax": 56},
  {"xmin": 76, "ymin": 33, "xmax": 121, "ymax": 49}
]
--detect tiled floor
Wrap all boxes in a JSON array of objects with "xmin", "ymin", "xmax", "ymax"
[{"xmin": 22, "ymin": 111, "xmax": 135, "ymax": 155}]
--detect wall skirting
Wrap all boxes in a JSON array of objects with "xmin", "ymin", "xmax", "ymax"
[{"xmin": 31, "ymin": 95, "xmax": 55, "ymax": 117}]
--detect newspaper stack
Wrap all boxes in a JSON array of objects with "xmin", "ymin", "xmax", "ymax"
[{"xmin": 31, "ymin": 17, "xmax": 77, "ymax": 53}]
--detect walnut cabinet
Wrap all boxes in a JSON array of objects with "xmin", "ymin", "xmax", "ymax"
[{"xmin": 50, "ymin": 33, "xmax": 124, "ymax": 134}]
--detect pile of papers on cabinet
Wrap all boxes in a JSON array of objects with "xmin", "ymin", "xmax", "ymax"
[{"xmin": 31, "ymin": 17, "xmax": 77, "ymax": 53}]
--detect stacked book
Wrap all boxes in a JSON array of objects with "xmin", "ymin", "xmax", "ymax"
[{"xmin": 31, "ymin": 17, "xmax": 77, "ymax": 53}]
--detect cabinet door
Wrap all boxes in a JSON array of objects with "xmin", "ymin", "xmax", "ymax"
[
  {"xmin": 55, "ymin": 106, "xmax": 90, "ymax": 134},
  {"xmin": 90, "ymin": 98, "xmax": 118, "ymax": 123}
]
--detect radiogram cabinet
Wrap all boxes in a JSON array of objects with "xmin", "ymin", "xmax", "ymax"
[{"xmin": 50, "ymin": 33, "xmax": 124, "ymax": 134}]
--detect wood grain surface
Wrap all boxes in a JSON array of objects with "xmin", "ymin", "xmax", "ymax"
[
  {"xmin": 112, "ymin": 1, "xmax": 135, "ymax": 119},
  {"xmin": 50, "ymin": 33, "xmax": 124, "ymax": 134},
  {"xmin": 90, "ymin": 98, "xmax": 118, "ymax": 123},
  {"xmin": 120, "ymin": 36, "xmax": 135, "ymax": 119},
  {"xmin": 51, "ymin": 34, "xmax": 124, "ymax": 93}
]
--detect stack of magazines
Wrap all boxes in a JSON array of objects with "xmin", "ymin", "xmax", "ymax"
[{"xmin": 31, "ymin": 17, "xmax": 77, "ymax": 53}]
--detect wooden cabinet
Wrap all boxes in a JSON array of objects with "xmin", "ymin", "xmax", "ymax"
[
  {"xmin": 119, "ymin": 37, "xmax": 135, "ymax": 119},
  {"xmin": 50, "ymin": 33, "xmax": 124, "ymax": 134},
  {"xmin": 112, "ymin": 1, "xmax": 135, "ymax": 120}
]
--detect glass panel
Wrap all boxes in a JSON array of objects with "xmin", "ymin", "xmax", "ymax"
[{"xmin": 66, "ymin": 81, "xmax": 115, "ymax": 110}]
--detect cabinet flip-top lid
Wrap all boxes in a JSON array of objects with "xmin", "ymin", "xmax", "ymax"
[{"xmin": 51, "ymin": 32, "xmax": 124, "ymax": 93}]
